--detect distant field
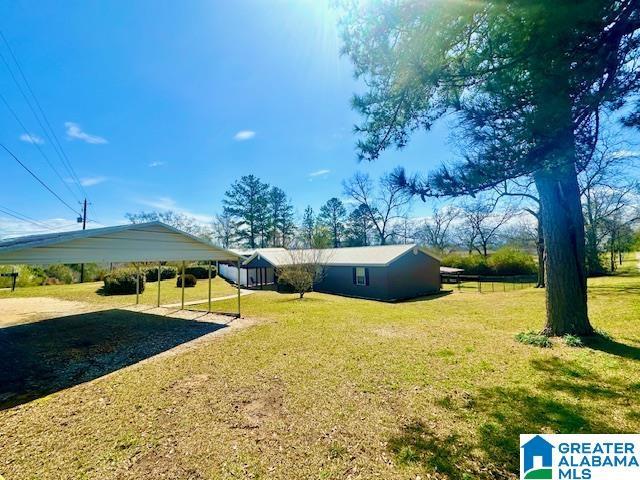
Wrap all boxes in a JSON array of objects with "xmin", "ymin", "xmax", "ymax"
[{"xmin": 0, "ymin": 254, "xmax": 638, "ymax": 479}]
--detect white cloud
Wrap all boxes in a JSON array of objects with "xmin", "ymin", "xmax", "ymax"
[
  {"xmin": 19, "ymin": 133, "xmax": 44, "ymax": 145},
  {"xmin": 136, "ymin": 196, "xmax": 213, "ymax": 224},
  {"xmin": 309, "ymin": 169, "xmax": 330, "ymax": 178},
  {"xmin": 612, "ymin": 149, "xmax": 640, "ymax": 158},
  {"xmin": 0, "ymin": 217, "xmax": 80, "ymax": 240},
  {"xmin": 65, "ymin": 122, "xmax": 108, "ymax": 144},
  {"xmin": 233, "ymin": 130, "xmax": 256, "ymax": 141},
  {"xmin": 79, "ymin": 176, "xmax": 107, "ymax": 187},
  {"xmin": 148, "ymin": 161, "xmax": 167, "ymax": 168}
]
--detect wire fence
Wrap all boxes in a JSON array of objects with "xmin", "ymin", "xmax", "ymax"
[{"xmin": 441, "ymin": 274, "xmax": 538, "ymax": 293}]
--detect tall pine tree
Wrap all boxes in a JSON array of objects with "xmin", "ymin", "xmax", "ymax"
[{"xmin": 339, "ymin": 0, "xmax": 640, "ymax": 335}]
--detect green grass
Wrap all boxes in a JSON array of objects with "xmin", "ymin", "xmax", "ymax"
[
  {"xmin": 0, "ymin": 256, "xmax": 639, "ymax": 479},
  {"xmin": 0, "ymin": 275, "xmax": 237, "ymax": 307}
]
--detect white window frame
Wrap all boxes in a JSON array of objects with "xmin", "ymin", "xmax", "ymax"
[{"xmin": 355, "ymin": 267, "xmax": 366, "ymax": 286}]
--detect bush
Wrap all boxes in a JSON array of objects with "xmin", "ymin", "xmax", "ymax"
[
  {"xmin": 441, "ymin": 247, "xmax": 537, "ymax": 276},
  {"xmin": 0, "ymin": 265, "xmax": 46, "ymax": 288},
  {"xmin": 69, "ymin": 263, "xmax": 108, "ymax": 282},
  {"xmin": 563, "ymin": 335, "xmax": 584, "ymax": 347},
  {"xmin": 515, "ymin": 330, "xmax": 552, "ymax": 348},
  {"xmin": 44, "ymin": 264, "xmax": 75, "ymax": 284},
  {"xmin": 177, "ymin": 274, "xmax": 197, "ymax": 288},
  {"xmin": 184, "ymin": 265, "xmax": 217, "ymax": 279},
  {"xmin": 440, "ymin": 253, "xmax": 492, "ymax": 275},
  {"xmin": 145, "ymin": 266, "xmax": 177, "ymax": 282},
  {"xmin": 103, "ymin": 268, "xmax": 146, "ymax": 295},
  {"xmin": 488, "ymin": 247, "xmax": 537, "ymax": 275}
]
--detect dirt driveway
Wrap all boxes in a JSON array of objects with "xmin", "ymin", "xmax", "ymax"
[{"xmin": 0, "ymin": 297, "xmax": 99, "ymax": 327}]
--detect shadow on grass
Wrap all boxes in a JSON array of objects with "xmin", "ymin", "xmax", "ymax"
[
  {"xmin": 0, "ymin": 309, "xmax": 225, "ymax": 410},
  {"xmin": 395, "ymin": 291, "xmax": 453, "ymax": 303},
  {"xmin": 582, "ymin": 335, "xmax": 640, "ymax": 361},
  {"xmin": 389, "ymin": 356, "xmax": 631, "ymax": 478}
]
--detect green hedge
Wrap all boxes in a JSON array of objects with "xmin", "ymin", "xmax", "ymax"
[
  {"xmin": 441, "ymin": 247, "xmax": 537, "ymax": 276},
  {"xmin": 177, "ymin": 274, "xmax": 197, "ymax": 288},
  {"xmin": 145, "ymin": 266, "xmax": 178, "ymax": 282},
  {"xmin": 441, "ymin": 253, "xmax": 493, "ymax": 275},
  {"xmin": 185, "ymin": 265, "xmax": 217, "ymax": 279},
  {"xmin": 104, "ymin": 268, "xmax": 146, "ymax": 295},
  {"xmin": 488, "ymin": 247, "xmax": 537, "ymax": 275}
]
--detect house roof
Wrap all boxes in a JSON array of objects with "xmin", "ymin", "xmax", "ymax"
[
  {"xmin": 440, "ymin": 266, "xmax": 464, "ymax": 274},
  {"xmin": 243, "ymin": 244, "xmax": 439, "ymax": 268},
  {"xmin": 0, "ymin": 222, "xmax": 240, "ymax": 265}
]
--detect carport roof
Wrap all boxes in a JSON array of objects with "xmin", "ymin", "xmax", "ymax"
[{"xmin": 0, "ymin": 222, "xmax": 240, "ymax": 265}]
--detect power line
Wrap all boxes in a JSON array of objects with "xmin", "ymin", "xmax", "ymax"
[
  {"xmin": 0, "ymin": 142, "xmax": 80, "ymax": 216},
  {"xmin": 0, "ymin": 204, "xmax": 60, "ymax": 229},
  {"xmin": 0, "ymin": 93, "xmax": 81, "ymax": 203},
  {"xmin": 0, "ymin": 207, "xmax": 60, "ymax": 232},
  {"xmin": 0, "ymin": 31, "xmax": 87, "ymax": 200}
]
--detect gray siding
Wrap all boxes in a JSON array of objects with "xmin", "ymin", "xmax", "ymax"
[
  {"xmin": 315, "ymin": 265, "xmax": 393, "ymax": 300},
  {"xmin": 315, "ymin": 249, "xmax": 441, "ymax": 302},
  {"xmin": 386, "ymin": 249, "xmax": 441, "ymax": 300}
]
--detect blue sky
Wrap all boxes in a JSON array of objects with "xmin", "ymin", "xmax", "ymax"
[{"xmin": 0, "ymin": 0, "xmax": 456, "ymax": 236}]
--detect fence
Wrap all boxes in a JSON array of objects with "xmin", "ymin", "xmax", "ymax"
[{"xmin": 441, "ymin": 273, "xmax": 538, "ymax": 293}]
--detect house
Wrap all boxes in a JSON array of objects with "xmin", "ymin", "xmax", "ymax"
[{"xmin": 224, "ymin": 244, "xmax": 441, "ymax": 302}]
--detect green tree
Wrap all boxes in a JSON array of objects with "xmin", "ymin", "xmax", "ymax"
[
  {"xmin": 345, "ymin": 204, "xmax": 374, "ymax": 246},
  {"xmin": 339, "ymin": 0, "xmax": 640, "ymax": 335},
  {"xmin": 318, "ymin": 197, "xmax": 347, "ymax": 248},
  {"xmin": 267, "ymin": 187, "xmax": 296, "ymax": 247},
  {"xmin": 222, "ymin": 175, "xmax": 270, "ymax": 248},
  {"xmin": 301, "ymin": 206, "xmax": 316, "ymax": 247}
]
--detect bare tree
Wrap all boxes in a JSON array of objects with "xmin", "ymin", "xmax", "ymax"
[
  {"xmin": 125, "ymin": 210, "xmax": 213, "ymax": 241},
  {"xmin": 414, "ymin": 206, "xmax": 459, "ymax": 253},
  {"xmin": 459, "ymin": 199, "xmax": 516, "ymax": 257},
  {"xmin": 493, "ymin": 179, "xmax": 545, "ymax": 287},
  {"xmin": 276, "ymin": 249, "xmax": 329, "ymax": 299},
  {"xmin": 342, "ymin": 171, "xmax": 411, "ymax": 245},
  {"xmin": 212, "ymin": 212, "xmax": 236, "ymax": 248},
  {"xmin": 579, "ymin": 139, "xmax": 640, "ymax": 274}
]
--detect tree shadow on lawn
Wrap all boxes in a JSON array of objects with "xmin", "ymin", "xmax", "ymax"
[
  {"xmin": 581, "ymin": 335, "xmax": 640, "ymax": 361},
  {"xmin": 388, "ymin": 356, "xmax": 633, "ymax": 478},
  {"xmin": 0, "ymin": 309, "xmax": 225, "ymax": 410}
]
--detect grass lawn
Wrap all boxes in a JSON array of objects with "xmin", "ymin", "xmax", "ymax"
[
  {"xmin": 1, "ymin": 255, "xmax": 639, "ymax": 479},
  {"xmin": 0, "ymin": 275, "xmax": 238, "ymax": 307}
]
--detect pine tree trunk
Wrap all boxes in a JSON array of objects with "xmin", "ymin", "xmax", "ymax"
[{"xmin": 535, "ymin": 164, "xmax": 592, "ymax": 336}]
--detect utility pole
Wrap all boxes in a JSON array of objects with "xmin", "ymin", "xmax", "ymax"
[{"xmin": 80, "ymin": 198, "xmax": 87, "ymax": 283}]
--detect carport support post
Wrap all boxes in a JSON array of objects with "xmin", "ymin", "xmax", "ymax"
[
  {"xmin": 208, "ymin": 260, "xmax": 212, "ymax": 313},
  {"xmin": 157, "ymin": 261, "xmax": 161, "ymax": 307},
  {"xmin": 181, "ymin": 261, "xmax": 186, "ymax": 310},
  {"xmin": 236, "ymin": 259, "xmax": 241, "ymax": 318},
  {"xmin": 135, "ymin": 265, "xmax": 140, "ymax": 304}
]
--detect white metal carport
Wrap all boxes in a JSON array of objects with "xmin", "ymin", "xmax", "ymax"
[{"xmin": 0, "ymin": 222, "xmax": 244, "ymax": 316}]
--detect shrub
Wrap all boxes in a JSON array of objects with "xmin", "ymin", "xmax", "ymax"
[
  {"xmin": 185, "ymin": 265, "xmax": 217, "ymax": 279},
  {"xmin": 69, "ymin": 263, "xmax": 108, "ymax": 282},
  {"xmin": 145, "ymin": 266, "xmax": 177, "ymax": 282},
  {"xmin": 515, "ymin": 330, "xmax": 552, "ymax": 348},
  {"xmin": 440, "ymin": 253, "xmax": 492, "ymax": 275},
  {"xmin": 103, "ymin": 268, "xmax": 146, "ymax": 295},
  {"xmin": 177, "ymin": 274, "xmax": 197, "ymax": 288},
  {"xmin": 44, "ymin": 264, "xmax": 75, "ymax": 284},
  {"xmin": 563, "ymin": 335, "xmax": 584, "ymax": 347},
  {"xmin": 488, "ymin": 247, "xmax": 537, "ymax": 275}
]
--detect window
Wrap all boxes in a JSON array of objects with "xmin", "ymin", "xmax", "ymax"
[{"xmin": 355, "ymin": 267, "xmax": 366, "ymax": 286}]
